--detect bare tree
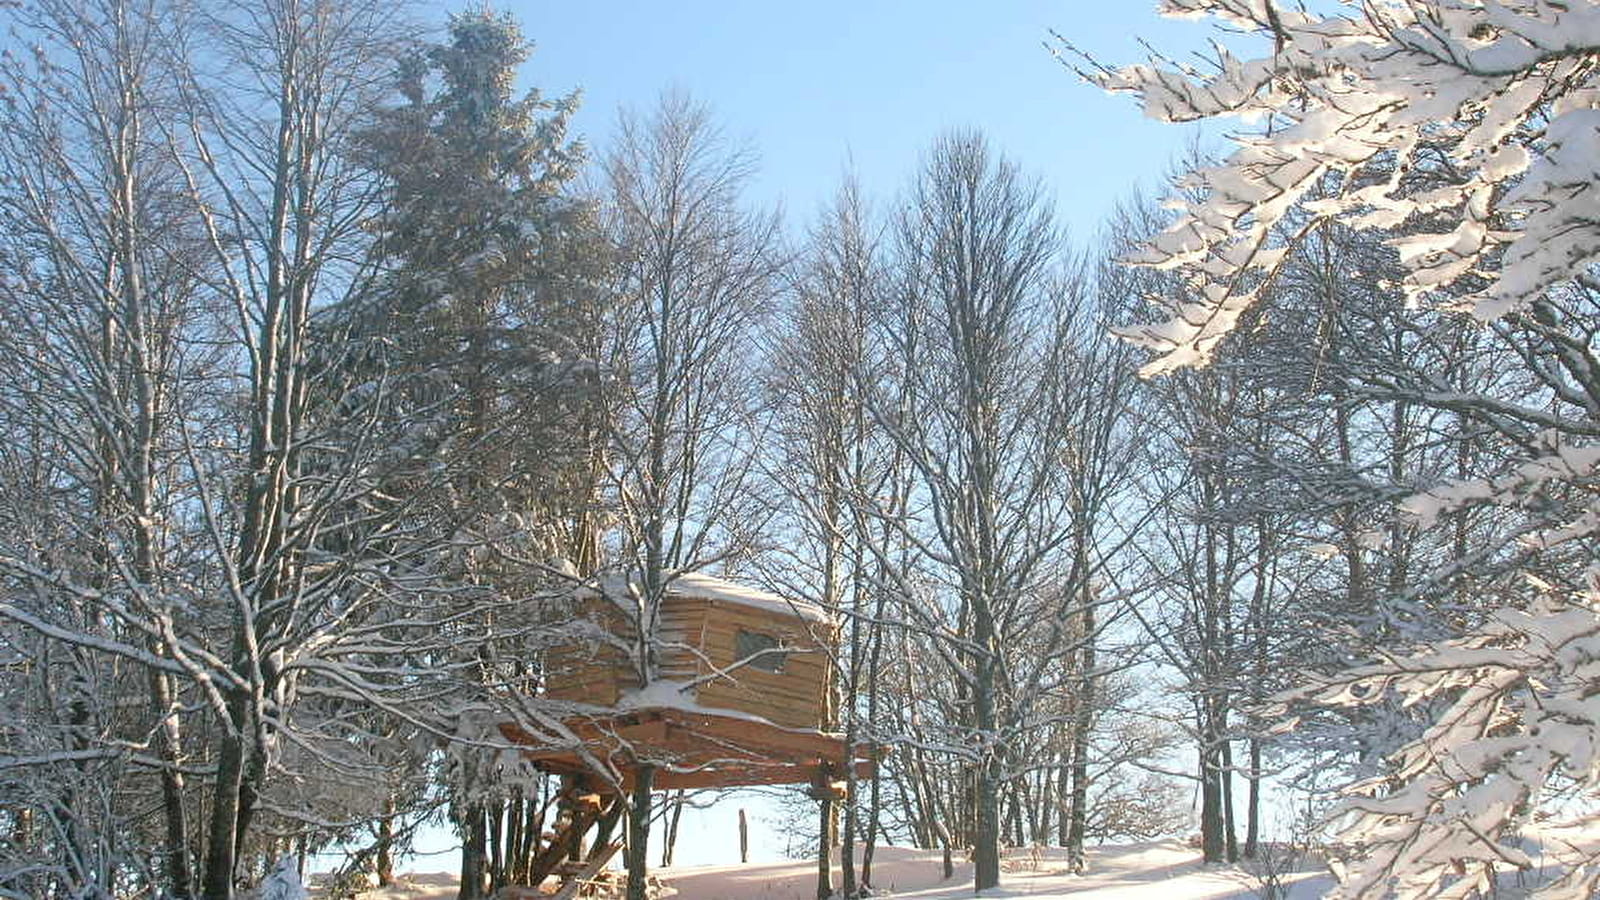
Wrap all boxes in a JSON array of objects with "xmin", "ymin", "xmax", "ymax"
[
  {"xmin": 763, "ymin": 174, "xmax": 893, "ymax": 898},
  {"xmin": 863, "ymin": 130, "xmax": 1104, "ymax": 891},
  {"xmin": 598, "ymin": 92, "xmax": 781, "ymax": 900},
  {"xmin": 0, "ymin": 1, "xmax": 542, "ymax": 896},
  {"xmin": 164, "ymin": 0, "xmax": 423, "ymax": 890},
  {"xmin": 0, "ymin": 0, "xmax": 206, "ymax": 891}
]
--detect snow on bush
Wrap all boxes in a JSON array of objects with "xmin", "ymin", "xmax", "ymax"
[{"xmin": 249, "ymin": 857, "xmax": 308, "ymax": 900}]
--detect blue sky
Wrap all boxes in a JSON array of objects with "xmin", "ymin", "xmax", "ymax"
[{"xmin": 494, "ymin": 1, "xmax": 1235, "ymax": 241}]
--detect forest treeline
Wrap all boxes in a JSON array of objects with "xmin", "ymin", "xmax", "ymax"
[{"xmin": 2, "ymin": 1, "xmax": 1597, "ymax": 899}]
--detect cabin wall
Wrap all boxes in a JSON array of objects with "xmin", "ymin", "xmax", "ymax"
[
  {"xmin": 543, "ymin": 596, "xmax": 634, "ymax": 708},
  {"xmin": 541, "ymin": 588, "xmax": 837, "ymax": 733},
  {"xmin": 655, "ymin": 596, "xmax": 710, "ymax": 684},
  {"xmin": 691, "ymin": 599, "xmax": 834, "ymax": 730}
]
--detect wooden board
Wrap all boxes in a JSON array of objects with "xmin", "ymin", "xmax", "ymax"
[
  {"xmin": 501, "ymin": 708, "xmax": 874, "ymax": 790},
  {"xmin": 689, "ymin": 599, "xmax": 834, "ymax": 729},
  {"xmin": 542, "ymin": 588, "xmax": 839, "ymax": 731},
  {"xmin": 549, "ymin": 841, "xmax": 623, "ymax": 900}
]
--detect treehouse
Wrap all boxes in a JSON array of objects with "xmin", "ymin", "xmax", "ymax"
[
  {"xmin": 507, "ymin": 572, "xmax": 869, "ymax": 791},
  {"xmin": 496, "ymin": 573, "xmax": 874, "ymax": 895}
]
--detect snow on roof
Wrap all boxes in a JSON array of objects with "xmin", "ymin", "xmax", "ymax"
[
  {"xmin": 582, "ymin": 570, "xmax": 833, "ymax": 625},
  {"xmin": 667, "ymin": 572, "xmax": 832, "ymax": 624}
]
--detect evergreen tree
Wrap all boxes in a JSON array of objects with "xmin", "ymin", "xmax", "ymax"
[{"xmin": 351, "ymin": 13, "xmax": 603, "ymax": 897}]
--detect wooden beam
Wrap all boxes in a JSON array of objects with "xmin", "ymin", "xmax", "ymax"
[{"xmin": 501, "ymin": 708, "xmax": 876, "ymax": 789}]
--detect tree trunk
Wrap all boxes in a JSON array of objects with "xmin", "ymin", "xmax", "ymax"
[
  {"xmin": 974, "ymin": 755, "xmax": 1001, "ymax": 891},
  {"xmin": 592, "ymin": 798, "xmax": 623, "ymax": 860},
  {"xmin": 1199, "ymin": 723, "xmax": 1225, "ymax": 864},
  {"xmin": 150, "ymin": 670, "xmax": 193, "ymax": 898},
  {"xmin": 932, "ymin": 820, "xmax": 954, "ymax": 881},
  {"xmin": 861, "ymin": 761, "xmax": 881, "ymax": 891},
  {"xmin": 487, "ymin": 798, "xmax": 504, "ymax": 894},
  {"xmin": 376, "ymin": 795, "xmax": 395, "ymax": 886},
  {"xmin": 859, "ymin": 572, "xmax": 890, "ymax": 892},
  {"xmin": 1244, "ymin": 738, "xmax": 1261, "ymax": 859},
  {"xmin": 1066, "ymin": 583, "xmax": 1096, "ymax": 873},
  {"xmin": 1222, "ymin": 740, "xmax": 1238, "ymax": 863},
  {"xmin": 661, "ymin": 791, "xmax": 684, "ymax": 867},
  {"xmin": 972, "ymin": 615, "xmax": 1001, "ymax": 892},
  {"xmin": 504, "ymin": 797, "xmax": 522, "ymax": 884},
  {"xmin": 458, "ymin": 803, "xmax": 486, "ymax": 900},
  {"xmin": 522, "ymin": 792, "xmax": 545, "ymax": 879},
  {"xmin": 1004, "ymin": 782, "xmax": 1023, "ymax": 848},
  {"xmin": 203, "ymin": 728, "xmax": 246, "ymax": 900},
  {"xmin": 816, "ymin": 794, "xmax": 834, "ymax": 900},
  {"xmin": 625, "ymin": 766, "xmax": 654, "ymax": 900},
  {"xmin": 841, "ymin": 771, "xmax": 857, "ymax": 898},
  {"xmin": 1057, "ymin": 760, "xmax": 1071, "ymax": 847},
  {"xmin": 235, "ymin": 746, "xmax": 265, "ymax": 878}
]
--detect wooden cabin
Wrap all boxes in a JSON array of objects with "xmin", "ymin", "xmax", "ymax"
[
  {"xmin": 498, "ymin": 573, "xmax": 874, "ymax": 894},
  {"xmin": 507, "ymin": 572, "xmax": 870, "ymax": 791},
  {"xmin": 543, "ymin": 572, "xmax": 834, "ymax": 729}
]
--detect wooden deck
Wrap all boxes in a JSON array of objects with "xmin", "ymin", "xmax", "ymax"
[{"xmin": 501, "ymin": 706, "xmax": 873, "ymax": 790}]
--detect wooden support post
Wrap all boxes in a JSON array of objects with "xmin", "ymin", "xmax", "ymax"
[
  {"xmin": 739, "ymin": 808, "xmax": 749, "ymax": 864},
  {"xmin": 817, "ymin": 793, "xmax": 833, "ymax": 900},
  {"xmin": 625, "ymin": 765, "xmax": 655, "ymax": 900}
]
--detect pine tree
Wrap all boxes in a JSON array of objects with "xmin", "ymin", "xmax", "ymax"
[{"xmin": 352, "ymin": 13, "xmax": 601, "ymax": 897}]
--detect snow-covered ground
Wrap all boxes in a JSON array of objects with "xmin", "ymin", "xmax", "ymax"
[
  {"xmin": 346, "ymin": 841, "xmax": 1333, "ymax": 898},
  {"xmin": 662, "ymin": 843, "xmax": 1331, "ymax": 899}
]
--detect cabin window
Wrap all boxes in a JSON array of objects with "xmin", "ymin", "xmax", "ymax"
[{"xmin": 734, "ymin": 629, "xmax": 786, "ymax": 673}]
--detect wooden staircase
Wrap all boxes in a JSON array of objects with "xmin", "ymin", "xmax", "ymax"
[
  {"xmin": 520, "ymin": 786, "xmax": 623, "ymax": 896},
  {"xmin": 546, "ymin": 842, "xmax": 623, "ymax": 899}
]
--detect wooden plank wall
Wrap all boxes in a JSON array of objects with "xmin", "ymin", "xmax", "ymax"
[
  {"xmin": 691, "ymin": 599, "xmax": 834, "ymax": 730},
  {"xmin": 655, "ymin": 597, "xmax": 709, "ymax": 684},
  {"xmin": 541, "ymin": 591, "xmax": 838, "ymax": 733},
  {"xmin": 543, "ymin": 596, "xmax": 634, "ymax": 708}
]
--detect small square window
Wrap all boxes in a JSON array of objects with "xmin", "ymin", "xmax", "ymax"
[{"xmin": 734, "ymin": 629, "xmax": 786, "ymax": 673}]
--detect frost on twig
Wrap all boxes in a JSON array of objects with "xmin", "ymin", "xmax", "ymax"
[
  {"xmin": 1092, "ymin": 0, "xmax": 1600, "ymax": 376},
  {"xmin": 1278, "ymin": 584, "xmax": 1600, "ymax": 899}
]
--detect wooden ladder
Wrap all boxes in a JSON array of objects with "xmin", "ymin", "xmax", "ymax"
[
  {"xmin": 522, "ymin": 789, "xmax": 621, "ymax": 893},
  {"xmin": 547, "ymin": 841, "xmax": 623, "ymax": 900}
]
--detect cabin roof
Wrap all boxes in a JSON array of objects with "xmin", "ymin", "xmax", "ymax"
[
  {"xmin": 585, "ymin": 571, "xmax": 832, "ymax": 625},
  {"xmin": 670, "ymin": 572, "xmax": 831, "ymax": 624}
]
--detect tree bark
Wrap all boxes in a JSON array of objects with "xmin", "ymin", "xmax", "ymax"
[
  {"xmin": 625, "ymin": 766, "xmax": 654, "ymax": 900},
  {"xmin": 487, "ymin": 798, "xmax": 504, "ymax": 894},
  {"xmin": 1200, "ymin": 745, "xmax": 1224, "ymax": 864},
  {"xmin": 661, "ymin": 791, "xmax": 684, "ymax": 867},
  {"xmin": 150, "ymin": 670, "xmax": 193, "ymax": 897},
  {"xmin": 1222, "ymin": 739, "xmax": 1238, "ymax": 863},
  {"xmin": 203, "ymin": 727, "xmax": 245, "ymax": 899},
  {"xmin": 376, "ymin": 795, "xmax": 395, "ymax": 886},
  {"xmin": 458, "ymin": 803, "xmax": 486, "ymax": 900},
  {"xmin": 1066, "ymin": 581, "xmax": 1096, "ymax": 873},
  {"xmin": 972, "ymin": 611, "xmax": 1001, "ymax": 892},
  {"xmin": 1244, "ymin": 738, "xmax": 1261, "ymax": 859},
  {"xmin": 504, "ymin": 797, "xmax": 522, "ymax": 884},
  {"xmin": 841, "ymin": 771, "xmax": 857, "ymax": 898},
  {"xmin": 816, "ymin": 793, "xmax": 835, "ymax": 900}
]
